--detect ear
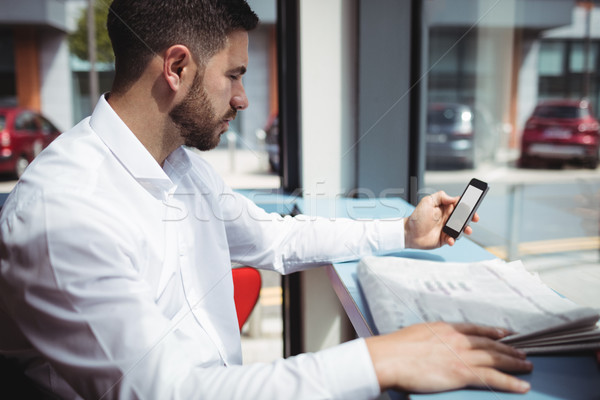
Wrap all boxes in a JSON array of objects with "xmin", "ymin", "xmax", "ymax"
[{"xmin": 163, "ymin": 45, "xmax": 194, "ymax": 92}]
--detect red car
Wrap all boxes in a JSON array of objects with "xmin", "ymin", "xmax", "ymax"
[
  {"xmin": 0, "ymin": 107, "xmax": 62, "ymax": 178},
  {"xmin": 519, "ymin": 99, "xmax": 600, "ymax": 169}
]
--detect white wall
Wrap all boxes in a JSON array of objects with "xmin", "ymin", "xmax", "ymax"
[
  {"xmin": 300, "ymin": 0, "xmax": 357, "ymax": 198},
  {"xmin": 40, "ymin": 30, "xmax": 73, "ymax": 131},
  {"xmin": 543, "ymin": 5, "xmax": 600, "ymax": 39},
  {"xmin": 517, "ymin": 39, "xmax": 541, "ymax": 135}
]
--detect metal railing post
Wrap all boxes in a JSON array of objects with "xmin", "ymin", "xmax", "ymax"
[{"xmin": 507, "ymin": 183, "xmax": 523, "ymax": 260}]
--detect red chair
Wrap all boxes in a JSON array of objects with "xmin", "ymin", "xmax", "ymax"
[{"xmin": 232, "ymin": 267, "xmax": 262, "ymax": 331}]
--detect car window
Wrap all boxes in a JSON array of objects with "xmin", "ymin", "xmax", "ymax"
[
  {"xmin": 14, "ymin": 112, "xmax": 39, "ymax": 132},
  {"xmin": 0, "ymin": 115, "xmax": 5, "ymax": 131},
  {"xmin": 534, "ymin": 106, "xmax": 584, "ymax": 119},
  {"xmin": 428, "ymin": 107, "xmax": 459, "ymax": 124}
]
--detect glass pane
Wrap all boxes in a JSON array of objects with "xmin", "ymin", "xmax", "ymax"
[
  {"xmin": 15, "ymin": 112, "xmax": 37, "ymax": 131},
  {"xmin": 422, "ymin": 0, "xmax": 600, "ymax": 310},
  {"xmin": 534, "ymin": 104, "xmax": 587, "ymax": 119},
  {"xmin": 539, "ymin": 42, "xmax": 565, "ymax": 76},
  {"xmin": 570, "ymin": 42, "xmax": 597, "ymax": 73},
  {"xmin": 428, "ymin": 35, "xmax": 459, "ymax": 74},
  {"xmin": 0, "ymin": 29, "xmax": 16, "ymax": 106}
]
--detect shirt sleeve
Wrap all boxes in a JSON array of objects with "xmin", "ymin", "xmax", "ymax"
[
  {"xmin": 0, "ymin": 189, "xmax": 382, "ymax": 400},
  {"xmin": 201, "ymin": 338, "xmax": 381, "ymax": 399},
  {"xmin": 221, "ymin": 187, "xmax": 406, "ymax": 274}
]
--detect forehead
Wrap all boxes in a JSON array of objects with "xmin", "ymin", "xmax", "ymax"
[{"xmin": 205, "ymin": 30, "xmax": 249, "ymax": 71}]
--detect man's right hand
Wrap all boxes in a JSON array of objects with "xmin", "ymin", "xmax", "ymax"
[{"xmin": 365, "ymin": 322, "xmax": 533, "ymax": 394}]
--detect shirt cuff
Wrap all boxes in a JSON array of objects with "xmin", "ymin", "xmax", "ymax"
[
  {"xmin": 317, "ymin": 338, "xmax": 381, "ymax": 400},
  {"xmin": 376, "ymin": 218, "xmax": 406, "ymax": 253}
]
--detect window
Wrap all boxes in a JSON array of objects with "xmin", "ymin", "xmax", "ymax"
[
  {"xmin": 422, "ymin": 0, "xmax": 600, "ymax": 309},
  {"xmin": 0, "ymin": 29, "xmax": 16, "ymax": 106},
  {"xmin": 570, "ymin": 42, "xmax": 597, "ymax": 73},
  {"xmin": 539, "ymin": 41, "xmax": 565, "ymax": 77},
  {"xmin": 538, "ymin": 39, "xmax": 600, "ymax": 116},
  {"xmin": 14, "ymin": 112, "xmax": 38, "ymax": 132}
]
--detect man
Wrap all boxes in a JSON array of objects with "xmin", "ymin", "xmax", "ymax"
[{"xmin": 0, "ymin": 0, "xmax": 532, "ymax": 398}]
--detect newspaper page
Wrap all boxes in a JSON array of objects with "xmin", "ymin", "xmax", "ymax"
[{"xmin": 357, "ymin": 256, "xmax": 600, "ymax": 353}]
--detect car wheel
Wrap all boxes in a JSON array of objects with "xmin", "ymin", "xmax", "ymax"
[
  {"xmin": 268, "ymin": 158, "xmax": 279, "ymax": 173},
  {"xmin": 547, "ymin": 160, "xmax": 563, "ymax": 169},
  {"xmin": 15, "ymin": 156, "xmax": 29, "ymax": 178},
  {"xmin": 518, "ymin": 156, "xmax": 532, "ymax": 168}
]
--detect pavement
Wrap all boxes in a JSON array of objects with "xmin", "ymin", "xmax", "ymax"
[
  {"xmin": 2, "ymin": 147, "xmax": 599, "ymax": 365},
  {"xmin": 193, "ymin": 146, "xmax": 281, "ymax": 190}
]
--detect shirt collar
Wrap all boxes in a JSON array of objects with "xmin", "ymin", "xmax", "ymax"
[
  {"xmin": 164, "ymin": 147, "xmax": 192, "ymax": 187},
  {"xmin": 89, "ymin": 94, "xmax": 191, "ymax": 198}
]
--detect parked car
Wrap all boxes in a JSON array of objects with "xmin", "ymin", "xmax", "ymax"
[
  {"xmin": 426, "ymin": 102, "xmax": 499, "ymax": 170},
  {"xmin": 0, "ymin": 107, "xmax": 62, "ymax": 178},
  {"xmin": 519, "ymin": 99, "xmax": 600, "ymax": 169}
]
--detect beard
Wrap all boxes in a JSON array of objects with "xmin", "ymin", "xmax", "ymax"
[{"xmin": 169, "ymin": 72, "xmax": 237, "ymax": 151}]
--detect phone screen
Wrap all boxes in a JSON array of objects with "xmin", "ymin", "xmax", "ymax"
[{"xmin": 445, "ymin": 185, "xmax": 484, "ymax": 232}]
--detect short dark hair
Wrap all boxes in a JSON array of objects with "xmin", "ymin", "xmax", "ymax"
[{"xmin": 107, "ymin": 0, "xmax": 259, "ymax": 94}]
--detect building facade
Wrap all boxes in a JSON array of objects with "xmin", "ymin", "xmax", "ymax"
[{"xmin": 0, "ymin": 0, "xmax": 73, "ymax": 131}]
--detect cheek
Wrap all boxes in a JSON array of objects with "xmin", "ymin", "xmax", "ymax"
[{"xmin": 204, "ymin": 80, "xmax": 232, "ymax": 109}]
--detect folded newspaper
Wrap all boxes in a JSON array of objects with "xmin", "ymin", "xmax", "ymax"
[{"xmin": 357, "ymin": 256, "xmax": 600, "ymax": 354}]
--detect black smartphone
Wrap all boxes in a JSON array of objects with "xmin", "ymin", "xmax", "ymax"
[{"xmin": 442, "ymin": 178, "xmax": 489, "ymax": 239}]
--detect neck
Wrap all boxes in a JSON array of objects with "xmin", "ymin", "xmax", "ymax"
[{"xmin": 107, "ymin": 88, "xmax": 183, "ymax": 166}]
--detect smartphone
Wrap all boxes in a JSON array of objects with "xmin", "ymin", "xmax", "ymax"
[{"xmin": 442, "ymin": 178, "xmax": 489, "ymax": 239}]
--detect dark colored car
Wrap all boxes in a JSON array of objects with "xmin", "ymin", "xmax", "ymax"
[
  {"xmin": 264, "ymin": 113, "xmax": 280, "ymax": 173},
  {"xmin": 425, "ymin": 103, "xmax": 498, "ymax": 170},
  {"xmin": 519, "ymin": 99, "xmax": 600, "ymax": 169},
  {"xmin": 0, "ymin": 107, "xmax": 62, "ymax": 178}
]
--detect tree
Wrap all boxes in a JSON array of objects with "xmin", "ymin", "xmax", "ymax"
[{"xmin": 68, "ymin": 1, "xmax": 114, "ymax": 64}]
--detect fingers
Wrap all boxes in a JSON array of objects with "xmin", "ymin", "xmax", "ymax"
[
  {"xmin": 462, "ymin": 334, "xmax": 530, "ymax": 367},
  {"xmin": 468, "ymin": 366, "xmax": 532, "ymax": 394},
  {"xmin": 427, "ymin": 323, "xmax": 532, "ymax": 370},
  {"xmin": 465, "ymin": 347, "xmax": 532, "ymax": 373},
  {"xmin": 428, "ymin": 190, "xmax": 480, "ymax": 226},
  {"xmin": 403, "ymin": 322, "xmax": 524, "ymax": 360},
  {"xmin": 450, "ymin": 323, "xmax": 512, "ymax": 339},
  {"xmin": 426, "ymin": 323, "xmax": 533, "ymax": 392},
  {"xmin": 431, "ymin": 190, "xmax": 457, "ymax": 206},
  {"xmin": 427, "ymin": 323, "xmax": 517, "ymax": 352}
]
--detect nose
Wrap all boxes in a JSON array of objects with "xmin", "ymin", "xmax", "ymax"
[{"xmin": 231, "ymin": 85, "xmax": 249, "ymax": 111}]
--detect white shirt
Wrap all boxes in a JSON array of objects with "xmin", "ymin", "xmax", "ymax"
[{"xmin": 0, "ymin": 96, "xmax": 405, "ymax": 399}]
